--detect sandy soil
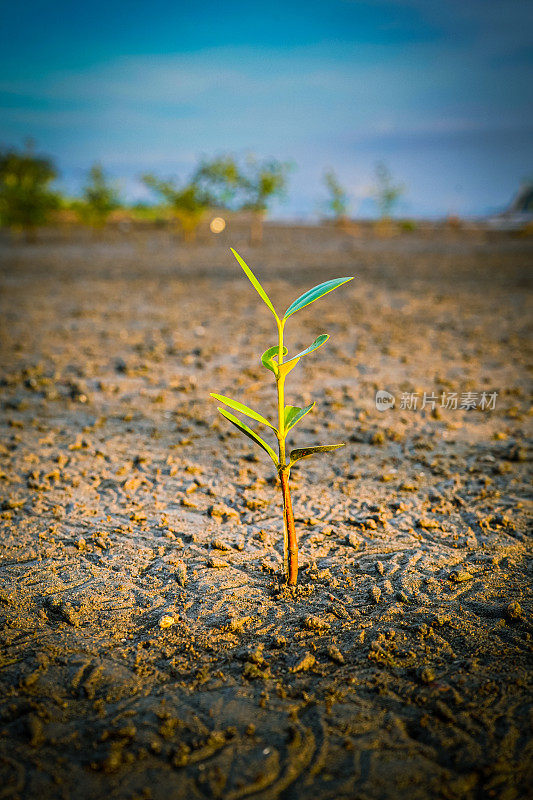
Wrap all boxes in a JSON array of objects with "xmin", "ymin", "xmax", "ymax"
[{"xmin": 0, "ymin": 226, "xmax": 532, "ymax": 800}]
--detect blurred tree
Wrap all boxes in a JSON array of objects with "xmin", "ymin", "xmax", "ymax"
[
  {"xmin": 142, "ymin": 155, "xmax": 291, "ymax": 244},
  {"xmin": 323, "ymin": 168, "xmax": 349, "ymax": 224},
  {"xmin": 239, "ymin": 156, "xmax": 292, "ymax": 245},
  {"xmin": 76, "ymin": 163, "xmax": 120, "ymax": 229},
  {"xmin": 193, "ymin": 154, "xmax": 292, "ymax": 244},
  {"xmin": 373, "ymin": 162, "xmax": 404, "ymax": 219},
  {"xmin": 141, "ymin": 174, "xmax": 208, "ymax": 243},
  {"xmin": 193, "ymin": 155, "xmax": 241, "ymax": 209},
  {"xmin": 0, "ymin": 142, "xmax": 59, "ymax": 240}
]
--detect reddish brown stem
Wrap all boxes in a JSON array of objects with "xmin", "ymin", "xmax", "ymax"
[{"xmin": 280, "ymin": 470, "xmax": 298, "ymax": 585}]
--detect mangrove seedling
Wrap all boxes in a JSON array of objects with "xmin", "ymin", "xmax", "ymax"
[{"xmin": 211, "ymin": 249, "xmax": 353, "ymax": 585}]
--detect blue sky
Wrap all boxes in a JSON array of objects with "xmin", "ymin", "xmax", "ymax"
[{"xmin": 1, "ymin": 0, "xmax": 532, "ymax": 217}]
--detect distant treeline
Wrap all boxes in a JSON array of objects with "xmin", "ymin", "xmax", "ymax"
[{"xmin": 0, "ymin": 143, "xmax": 405, "ymax": 243}]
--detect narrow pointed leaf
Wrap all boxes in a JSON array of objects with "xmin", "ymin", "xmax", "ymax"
[
  {"xmin": 211, "ymin": 393, "xmax": 276, "ymax": 431},
  {"xmin": 231, "ymin": 248, "xmax": 278, "ymax": 319},
  {"xmin": 261, "ymin": 345, "xmax": 287, "ymax": 375},
  {"xmin": 283, "ymin": 277, "xmax": 354, "ymax": 319},
  {"xmin": 284, "ymin": 403, "xmax": 315, "ymax": 432},
  {"xmin": 284, "ymin": 334, "xmax": 329, "ymax": 366},
  {"xmin": 289, "ymin": 443, "xmax": 345, "ymax": 465},
  {"xmin": 217, "ymin": 407, "xmax": 278, "ymax": 465}
]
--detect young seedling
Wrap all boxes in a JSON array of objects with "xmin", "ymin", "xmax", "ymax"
[{"xmin": 211, "ymin": 249, "xmax": 354, "ymax": 585}]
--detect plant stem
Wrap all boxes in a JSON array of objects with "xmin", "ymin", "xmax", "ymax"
[
  {"xmin": 280, "ymin": 468, "xmax": 298, "ymax": 585},
  {"xmin": 277, "ymin": 319, "xmax": 286, "ymax": 468},
  {"xmin": 276, "ymin": 318, "xmax": 298, "ymax": 585}
]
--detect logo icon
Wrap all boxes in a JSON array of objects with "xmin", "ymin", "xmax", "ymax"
[{"xmin": 375, "ymin": 390, "xmax": 395, "ymax": 412}]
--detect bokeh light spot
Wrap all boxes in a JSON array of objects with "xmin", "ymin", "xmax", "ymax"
[{"xmin": 210, "ymin": 216, "xmax": 226, "ymax": 233}]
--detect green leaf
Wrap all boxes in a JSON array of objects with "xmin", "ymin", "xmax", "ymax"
[
  {"xmin": 231, "ymin": 248, "xmax": 278, "ymax": 319},
  {"xmin": 217, "ymin": 407, "xmax": 278, "ymax": 466},
  {"xmin": 211, "ymin": 393, "xmax": 276, "ymax": 431},
  {"xmin": 284, "ymin": 403, "xmax": 315, "ymax": 432},
  {"xmin": 284, "ymin": 334, "xmax": 329, "ymax": 366},
  {"xmin": 283, "ymin": 277, "xmax": 354, "ymax": 319},
  {"xmin": 289, "ymin": 443, "xmax": 345, "ymax": 465},
  {"xmin": 261, "ymin": 344, "xmax": 287, "ymax": 375}
]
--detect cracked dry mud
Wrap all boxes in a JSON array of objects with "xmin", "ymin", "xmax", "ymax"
[{"xmin": 0, "ymin": 226, "xmax": 531, "ymax": 800}]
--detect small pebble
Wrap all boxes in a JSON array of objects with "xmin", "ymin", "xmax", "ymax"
[
  {"xmin": 420, "ymin": 667, "xmax": 436, "ymax": 684},
  {"xmin": 174, "ymin": 562, "xmax": 187, "ymax": 586},
  {"xmin": 505, "ymin": 601, "xmax": 522, "ymax": 620},
  {"xmin": 345, "ymin": 532, "xmax": 360, "ymax": 549},
  {"xmin": 292, "ymin": 652, "xmax": 316, "ymax": 673},
  {"xmin": 370, "ymin": 586, "xmax": 382, "ymax": 604},
  {"xmin": 159, "ymin": 614, "xmax": 176, "ymax": 629},
  {"xmin": 212, "ymin": 538, "xmax": 232, "ymax": 551},
  {"xmin": 449, "ymin": 571, "xmax": 473, "ymax": 583},
  {"xmin": 303, "ymin": 615, "xmax": 330, "ymax": 632},
  {"xmin": 327, "ymin": 644, "xmax": 345, "ymax": 664},
  {"xmin": 207, "ymin": 557, "xmax": 229, "ymax": 569}
]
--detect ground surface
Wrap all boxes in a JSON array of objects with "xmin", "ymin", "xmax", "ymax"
[{"xmin": 0, "ymin": 225, "xmax": 532, "ymax": 800}]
